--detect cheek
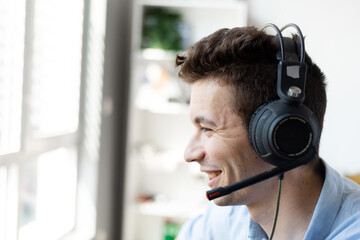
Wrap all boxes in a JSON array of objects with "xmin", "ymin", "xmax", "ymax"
[
  {"xmin": 220, "ymin": 138, "xmax": 262, "ymax": 175},
  {"xmin": 204, "ymin": 136, "xmax": 249, "ymax": 168},
  {"xmin": 203, "ymin": 136, "xmax": 232, "ymax": 158}
]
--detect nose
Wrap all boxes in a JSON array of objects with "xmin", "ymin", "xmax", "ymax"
[{"xmin": 184, "ymin": 132, "xmax": 205, "ymax": 163}]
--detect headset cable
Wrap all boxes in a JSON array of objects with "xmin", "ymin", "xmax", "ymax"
[{"xmin": 269, "ymin": 173, "xmax": 284, "ymax": 240}]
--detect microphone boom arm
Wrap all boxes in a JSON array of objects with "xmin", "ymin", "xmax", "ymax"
[{"xmin": 206, "ymin": 159, "xmax": 305, "ymax": 200}]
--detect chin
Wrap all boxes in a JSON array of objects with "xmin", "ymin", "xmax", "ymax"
[
  {"xmin": 213, "ymin": 191, "xmax": 247, "ymax": 206},
  {"xmin": 213, "ymin": 195, "xmax": 240, "ymax": 206}
]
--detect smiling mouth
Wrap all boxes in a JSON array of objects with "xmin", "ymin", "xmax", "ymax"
[{"xmin": 207, "ymin": 171, "xmax": 222, "ymax": 180}]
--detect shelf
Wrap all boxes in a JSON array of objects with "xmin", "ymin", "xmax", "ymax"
[
  {"xmin": 134, "ymin": 48, "xmax": 179, "ymax": 62},
  {"xmin": 124, "ymin": 2, "xmax": 249, "ymax": 239},
  {"xmin": 137, "ymin": 0, "xmax": 247, "ymax": 10},
  {"xmin": 136, "ymin": 101, "xmax": 189, "ymax": 115},
  {"xmin": 133, "ymin": 0, "xmax": 248, "ymax": 51},
  {"xmin": 138, "ymin": 201, "xmax": 206, "ymax": 219}
]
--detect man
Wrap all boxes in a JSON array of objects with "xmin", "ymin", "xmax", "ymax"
[{"xmin": 175, "ymin": 26, "xmax": 360, "ymax": 239}]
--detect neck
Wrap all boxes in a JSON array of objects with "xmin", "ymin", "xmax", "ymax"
[{"xmin": 247, "ymin": 165, "xmax": 324, "ymax": 240}]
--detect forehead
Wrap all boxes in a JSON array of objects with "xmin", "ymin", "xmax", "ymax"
[
  {"xmin": 190, "ymin": 80, "xmax": 233, "ymax": 103},
  {"xmin": 189, "ymin": 80, "xmax": 238, "ymax": 121}
]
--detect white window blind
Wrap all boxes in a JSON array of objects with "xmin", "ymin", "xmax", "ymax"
[
  {"xmin": 29, "ymin": 0, "xmax": 83, "ymax": 137},
  {"xmin": 0, "ymin": 0, "xmax": 104, "ymax": 239},
  {"xmin": 0, "ymin": 0, "xmax": 26, "ymax": 155}
]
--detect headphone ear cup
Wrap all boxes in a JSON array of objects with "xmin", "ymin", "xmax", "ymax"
[{"xmin": 249, "ymin": 100, "xmax": 320, "ymax": 167}]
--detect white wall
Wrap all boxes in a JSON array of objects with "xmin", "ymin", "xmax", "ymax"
[{"xmin": 247, "ymin": 0, "xmax": 360, "ymax": 175}]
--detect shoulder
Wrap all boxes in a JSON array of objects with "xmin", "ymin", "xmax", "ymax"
[
  {"xmin": 326, "ymin": 168, "xmax": 360, "ymax": 239},
  {"xmin": 341, "ymin": 176, "xmax": 360, "ymax": 210},
  {"xmin": 326, "ymin": 211, "xmax": 360, "ymax": 239},
  {"xmin": 305, "ymin": 161, "xmax": 360, "ymax": 239},
  {"xmin": 176, "ymin": 203, "xmax": 250, "ymax": 240}
]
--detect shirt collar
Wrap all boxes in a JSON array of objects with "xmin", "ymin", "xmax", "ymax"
[
  {"xmin": 248, "ymin": 219, "xmax": 268, "ymax": 240},
  {"xmin": 247, "ymin": 159, "xmax": 342, "ymax": 240}
]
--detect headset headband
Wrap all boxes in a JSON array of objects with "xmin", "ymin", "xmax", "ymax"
[
  {"xmin": 263, "ymin": 23, "xmax": 308, "ymax": 104},
  {"xmin": 262, "ymin": 23, "xmax": 305, "ymax": 63}
]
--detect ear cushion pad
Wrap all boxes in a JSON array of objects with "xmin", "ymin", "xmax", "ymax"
[
  {"xmin": 249, "ymin": 100, "xmax": 320, "ymax": 166},
  {"xmin": 249, "ymin": 101, "xmax": 275, "ymax": 155}
]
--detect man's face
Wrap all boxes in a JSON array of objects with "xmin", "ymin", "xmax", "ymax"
[{"xmin": 184, "ymin": 80, "xmax": 274, "ymax": 206}]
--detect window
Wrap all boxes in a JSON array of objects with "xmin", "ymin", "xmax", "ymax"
[
  {"xmin": 0, "ymin": 0, "xmax": 106, "ymax": 239},
  {"xmin": 0, "ymin": 0, "xmax": 25, "ymax": 155}
]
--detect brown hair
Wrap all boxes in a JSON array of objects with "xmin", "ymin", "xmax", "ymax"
[{"xmin": 176, "ymin": 26, "xmax": 327, "ymax": 134}]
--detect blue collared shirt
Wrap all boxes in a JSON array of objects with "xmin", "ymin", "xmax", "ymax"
[{"xmin": 177, "ymin": 161, "xmax": 360, "ymax": 239}]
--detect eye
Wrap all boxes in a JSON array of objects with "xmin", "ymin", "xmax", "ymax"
[{"xmin": 200, "ymin": 127, "xmax": 212, "ymax": 132}]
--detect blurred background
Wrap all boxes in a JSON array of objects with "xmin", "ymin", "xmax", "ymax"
[{"xmin": 0, "ymin": 0, "xmax": 359, "ymax": 239}]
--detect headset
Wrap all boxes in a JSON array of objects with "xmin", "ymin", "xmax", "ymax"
[{"xmin": 206, "ymin": 23, "xmax": 320, "ymax": 201}]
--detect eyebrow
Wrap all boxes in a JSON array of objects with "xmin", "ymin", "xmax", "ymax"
[{"xmin": 194, "ymin": 116, "xmax": 217, "ymax": 127}]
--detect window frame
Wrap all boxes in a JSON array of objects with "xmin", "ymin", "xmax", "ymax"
[{"xmin": 0, "ymin": 0, "xmax": 107, "ymax": 239}]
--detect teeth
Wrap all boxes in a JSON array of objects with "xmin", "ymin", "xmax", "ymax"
[{"xmin": 207, "ymin": 171, "xmax": 221, "ymax": 180}]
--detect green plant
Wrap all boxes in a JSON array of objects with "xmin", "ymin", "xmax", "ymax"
[{"xmin": 141, "ymin": 7, "xmax": 183, "ymax": 51}]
